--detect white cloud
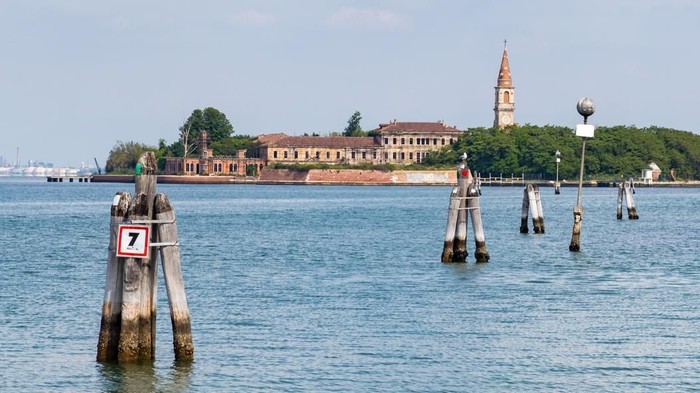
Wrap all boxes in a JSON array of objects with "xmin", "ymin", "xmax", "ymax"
[
  {"xmin": 229, "ymin": 10, "xmax": 276, "ymax": 27},
  {"xmin": 327, "ymin": 7, "xmax": 409, "ymax": 31}
]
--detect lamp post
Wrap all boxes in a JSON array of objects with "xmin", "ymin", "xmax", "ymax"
[
  {"xmin": 569, "ymin": 97, "xmax": 596, "ymax": 252},
  {"xmin": 555, "ymin": 150, "xmax": 561, "ymax": 195}
]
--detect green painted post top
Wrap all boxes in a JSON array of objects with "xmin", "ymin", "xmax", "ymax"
[{"xmin": 135, "ymin": 163, "xmax": 143, "ymax": 175}]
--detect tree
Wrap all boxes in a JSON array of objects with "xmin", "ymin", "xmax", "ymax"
[
  {"xmin": 344, "ymin": 111, "xmax": 363, "ymax": 137},
  {"xmin": 105, "ymin": 140, "xmax": 157, "ymax": 173},
  {"xmin": 179, "ymin": 121, "xmax": 195, "ymax": 158},
  {"xmin": 179, "ymin": 107, "xmax": 235, "ymax": 155},
  {"xmin": 209, "ymin": 135, "xmax": 256, "ymax": 156}
]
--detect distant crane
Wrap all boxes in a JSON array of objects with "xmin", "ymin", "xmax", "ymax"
[{"xmin": 94, "ymin": 157, "xmax": 102, "ymax": 175}]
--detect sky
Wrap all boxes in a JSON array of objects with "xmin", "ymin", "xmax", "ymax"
[{"xmin": 1, "ymin": 0, "xmax": 698, "ymax": 167}]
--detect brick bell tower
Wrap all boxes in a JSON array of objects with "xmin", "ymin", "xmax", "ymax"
[{"xmin": 494, "ymin": 41, "xmax": 515, "ymax": 129}]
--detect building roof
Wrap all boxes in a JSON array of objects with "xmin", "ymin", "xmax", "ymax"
[
  {"xmin": 497, "ymin": 45, "xmax": 512, "ymax": 87},
  {"xmin": 255, "ymin": 133, "xmax": 288, "ymax": 145},
  {"xmin": 373, "ymin": 121, "xmax": 462, "ymax": 135},
  {"xmin": 261, "ymin": 135, "xmax": 379, "ymax": 149}
]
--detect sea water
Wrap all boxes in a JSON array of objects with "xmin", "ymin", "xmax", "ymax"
[{"xmin": 0, "ymin": 177, "xmax": 699, "ymax": 392}]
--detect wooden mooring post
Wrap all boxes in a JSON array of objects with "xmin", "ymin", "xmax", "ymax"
[
  {"xmin": 519, "ymin": 183, "xmax": 545, "ymax": 234},
  {"xmin": 97, "ymin": 152, "xmax": 193, "ymax": 363},
  {"xmin": 441, "ymin": 155, "xmax": 489, "ymax": 263},
  {"xmin": 617, "ymin": 179, "xmax": 639, "ymax": 220}
]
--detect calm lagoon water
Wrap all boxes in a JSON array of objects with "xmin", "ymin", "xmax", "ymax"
[{"xmin": 0, "ymin": 177, "xmax": 699, "ymax": 392}]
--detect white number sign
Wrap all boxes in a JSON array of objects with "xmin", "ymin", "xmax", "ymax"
[{"xmin": 116, "ymin": 225, "xmax": 151, "ymax": 258}]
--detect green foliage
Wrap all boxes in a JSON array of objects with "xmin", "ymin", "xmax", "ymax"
[
  {"xmin": 105, "ymin": 141, "xmax": 157, "ymax": 173},
  {"xmin": 424, "ymin": 124, "xmax": 700, "ymax": 180},
  {"xmin": 343, "ymin": 111, "xmax": 365, "ymax": 137},
  {"xmin": 179, "ymin": 107, "xmax": 234, "ymax": 155},
  {"xmin": 210, "ymin": 135, "xmax": 256, "ymax": 156}
]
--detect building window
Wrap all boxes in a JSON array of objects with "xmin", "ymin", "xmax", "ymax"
[
  {"xmin": 409, "ymin": 152, "xmax": 413, "ymax": 160},
  {"xmin": 400, "ymin": 152, "xmax": 405, "ymax": 160},
  {"xmin": 336, "ymin": 151, "xmax": 340, "ymax": 159},
  {"xmin": 373, "ymin": 151, "xmax": 377, "ymax": 159},
  {"xmin": 284, "ymin": 151, "xmax": 288, "ymax": 159},
  {"xmin": 351, "ymin": 152, "xmax": 356, "ymax": 159},
  {"xmin": 401, "ymin": 138, "xmax": 405, "ymax": 145},
  {"xmin": 409, "ymin": 138, "xmax": 413, "ymax": 145},
  {"xmin": 449, "ymin": 138, "xmax": 454, "ymax": 144},
  {"xmin": 441, "ymin": 138, "xmax": 445, "ymax": 145},
  {"xmin": 433, "ymin": 138, "xmax": 438, "ymax": 145},
  {"xmin": 326, "ymin": 151, "xmax": 330, "ymax": 159},
  {"xmin": 234, "ymin": 164, "xmax": 238, "ymax": 172},
  {"xmin": 273, "ymin": 151, "xmax": 278, "ymax": 159},
  {"xmin": 306, "ymin": 151, "xmax": 310, "ymax": 159},
  {"xmin": 315, "ymin": 151, "xmax": 320, "ymax": 159},
  {"xmin": 393, "ymin": 138, "xmax": 397, "ymax": 144},
  {"xmin": 362, "ymin": 152, "xmax": 366, "ymax": 159},
  {"xmin": 229, "ymin": 164, "xmax": 233, "ymax": 172},
  {"xmin": 504, "ymin": 91, "xmax": 510, "ymax": 103},
  {"xmin": 392, "ymin": 152, "xmax": 397, "ymax": 159},
  {"xmin": 294, "ymin": 151, "xmax": 298, "ymax": 159},
  {"xmin": 384, "ymin": 138, "xmax": 389, "ymax": 144}
]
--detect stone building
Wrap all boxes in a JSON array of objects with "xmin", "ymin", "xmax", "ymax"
[
  {"xmin": 254, "ymin": 120, "xmax": 462, "ymax": 165},
  {"xmin": 163, "ymin": 131, "xmax": 265, "ymax": 176}
]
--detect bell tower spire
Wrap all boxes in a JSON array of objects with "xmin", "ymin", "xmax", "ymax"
[{"xmin": 494, "ymin": 41, "xmax": 515, "ymax": 129}]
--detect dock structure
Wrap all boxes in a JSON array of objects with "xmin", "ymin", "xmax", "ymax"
[{"xmin": 47, "ymin": 175, "xmax": 92, "ymax": 183}]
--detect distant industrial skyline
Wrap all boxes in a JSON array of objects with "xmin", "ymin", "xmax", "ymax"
[{"xmin": 1, "ymin": 1, "xmax": 698, "ymax": 167}]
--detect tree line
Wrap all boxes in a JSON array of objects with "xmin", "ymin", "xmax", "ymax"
[
  {"xmin": 105, "ymin": 108, "xmax": 699, "ymax": 181},
  {"xmin": 423, "ymin": 124, "xmax": 700, "ymax": 181}
]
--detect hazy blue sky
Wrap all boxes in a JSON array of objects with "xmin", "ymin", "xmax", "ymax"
[{"xmin": 1, "ymin": 0, "xmax": 698, "ymax": 167}]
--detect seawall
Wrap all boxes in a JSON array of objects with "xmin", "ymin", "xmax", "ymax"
[{"xmin": 90, "ymin": 171, "xmax": 700, "ymax": 187}]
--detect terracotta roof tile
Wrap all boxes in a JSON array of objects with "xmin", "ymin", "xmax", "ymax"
[
  {"xmin": 256, "ymin": 133, "xmax": 288, "ymax": 144},
  {"xmin": 263, "ymin": 136, "xmax": 379, "ymax": 148},
  {"xmin": 373, "ymin": 121, "xmax": 462, "ymax": 134}
]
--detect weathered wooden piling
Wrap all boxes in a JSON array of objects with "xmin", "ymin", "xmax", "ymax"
[
  {"xmin": 520, "ymin": 184, "xmax": 545, "ymax": 234},
  {"xmin": 441, "ymin": 187, "xmax": 461, "ymax": 263},
  {"xmin": 135, "ymin": 152, "xmax": 159, "ymax": 356},
  {"xmin": 618, "ymin": 180, "xmax": 639, "ymax": 220},
  {"xmin": 617, "ymin": 183, "xmax": 624, "ymax": 219},
  {"xmin": 451, "ymin": 163, "xmax": 471, "ymax": 262},
  {"xmin": 467, "ymin": 184, "xmax": 489, "ymax": 262},
  {"xmin": 533, "ymin": 184, "xmax": 545, "ymax": 233},
  {"xmin": 118, "ymin": 193, "xmax": 153, "ymax": 362},
  {"xmin": 519, "ymin": 187, "xmax": 529, "ymax": 233},
  {"xmin": 97, "ymin": 192, "xmax": 131, "ymax": 362},
  {"xmin": 155, "ymin": 194, "xmax": 194, "ymax": 360}
]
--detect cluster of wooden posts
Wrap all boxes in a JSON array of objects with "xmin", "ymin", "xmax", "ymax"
[
  {"xmin": 520, "ymin": 184, "xmax": 545, "ymax": 234},
  {"xmin": 97, "ymin": 152, "xmax": 193, "ymax": 363},
  {"xmin": 441, "ymin": 160, "xmax": 490, "ymax": 263},
  {"xmin": 617, "ymin": 179, "xmax": 639, "ymax": 220},
  {"xmin": 442, "ymin": 159, "xmax": 641, "ymax": 260}
]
